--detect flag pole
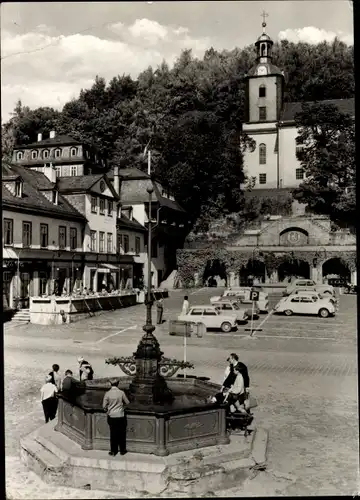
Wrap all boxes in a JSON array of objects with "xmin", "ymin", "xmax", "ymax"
[{"xmin": 147, "ymin": 149, "xmax": 151, "ymax": 176}]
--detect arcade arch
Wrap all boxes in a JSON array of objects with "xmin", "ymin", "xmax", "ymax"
[
  {"xmin": 322, "ymin": 258, "xmax": 350, "ymax": 281},
  {"xmin": 203, "ymin": 259, "xmax": 227, "ymax": 287}
]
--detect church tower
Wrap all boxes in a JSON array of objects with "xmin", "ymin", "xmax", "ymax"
[{"xmin": 245, "ymin": 14, "xmax": 284, "ymax": 123}]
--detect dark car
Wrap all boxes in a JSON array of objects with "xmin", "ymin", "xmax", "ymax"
[{"xmin": 327, "ymin": 278, "xmax": 357, "ymax": 294}]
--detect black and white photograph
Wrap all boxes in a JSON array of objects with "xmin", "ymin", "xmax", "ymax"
[{"xmin": 2, "ymin": 1, "xmax": 357, "ymax": 497}]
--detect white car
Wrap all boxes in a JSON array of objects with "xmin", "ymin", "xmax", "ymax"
[
  {"xmin": 178, "ymin": 305, "xmax": 237, "ymax": 332},
  {"xmin": 211, "ymin": 300, "xmax": 249, "ymax": 323},
  {"xmin": 211, "ymin": 288, "xmax": 269, "ymax": 314},
  {"xmin": 274, "ymin": 294, "xmax": 336, "ymax": 318},
  {"xmin": 289, "ymin": 290, "xmax": 339, "ymax": 310},
  {"xmin": 284, "ymin": 279, "xmax": 334, "ymax": 297}
]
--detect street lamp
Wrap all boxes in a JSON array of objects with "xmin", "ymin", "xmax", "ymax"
[
  {"xmin": 144, "ymin": 186, "xmax": 156, "ymax": 335},
  {"xmin": 17, "ymin": 248, "xmax": 24, "ymax": 309},
  {"xmin": 313, "ymin": 247, "xmax": 327, "ymax": 268}
]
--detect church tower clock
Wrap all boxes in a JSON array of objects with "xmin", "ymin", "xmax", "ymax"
[{"xmin": 245, "ymin": 14, "xmax": 284, "ymax": 123}]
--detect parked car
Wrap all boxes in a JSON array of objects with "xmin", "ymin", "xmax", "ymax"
[
  {"xmin": 177, "ymin": 305, "xmax": 237, "ymax": 332},
  {"xmin": 211, "ymin": 300, "xmax": 249, "ymax": 323},
  {"xmin": 326, "ymin": 278, "xmax": 357, "ymax": 294},
  {"xmin": 274, "ymin": 294, "xmax": 336, "ymax": 318},
  {"xmin": 289, "ymin": 290, "xmax": 339, "ymax": 310},
  {"xmin": 211, "ymin": 288, "xmax": 268, "ymax": 313},
  {"xmin": 283, "ymin": 279, "xmax": 334, "ymax": 297}
]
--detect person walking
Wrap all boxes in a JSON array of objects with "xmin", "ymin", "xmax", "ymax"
[
  {"xmin": 103, "ymin": 380, "xmax": 130, "ymax": 456},
  {"xmin": 49, "ymin": 364, "xmax": 62, "ymax": 390},
  {"xmin": 182, "ymin": 295, "xmax": 190, "ymax": 315},
  {"xmin": 156, "ymin": 297, "xmax": 164, "ymax": 324},
  {"xmin": 78, "ymin": 357, "xmax": 94, "ymax": 381},
  {"xmin": 40, "ymin": 375, "xmax": 58, "ymax": 423}
]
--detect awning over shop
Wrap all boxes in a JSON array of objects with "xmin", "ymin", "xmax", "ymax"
[{"xmin": 103, "ymin": 263, "xmax": 120, "ymax": 271}]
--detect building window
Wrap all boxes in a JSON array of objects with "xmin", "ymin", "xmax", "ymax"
[
  {"xmin": 99, "ymin": 232, "xmax": 105, "ymax": 253},
  {"xmin": 59, "ymin": 226, "xmax": 66, "ymax": 249},
  {"xmin": 4, "ymin": 218, "xmax": 13, "ymax": 245},
  {"xmin": 259, "ymin": 143, "xmax": 266, "ymax": 165},
  {"xmin": 40, "ymin": 223, "xmax": 48, "ymax": 248},
  {"xmin": 135, "ymin": 236, "xmax": 141, "ymax": 254},
  {"xmin": 151, "ymin": 239, "xmax": 158, "ymax": 258},
  {"xmin": 54, "ymin": 149, "xmax": 62, "ymax": 158},
  {"xmin": 90, "ymin": 231, "xmax": 97, "ymax": 252},
  {"xmin": 70, "ymin": 228, "xmax": 77, "ymax": 250},
  {"xmin": 107, "ymin": 233, "xmax": 113, "ymax": 253},
  {"xmin": 107, "ymin": 200, "xmax": 113, "ymax": 216},
  {"xmin": 99, "ymin": 198, "xmax": 105, "ymax": 215},
  {"xmin": 16, "ymin": 151, "xmax": 24, "ymax": 161},
  {"xmin": 295, "ymin": 145, "xmax": 304, "ymax": 156},
  {"xmin": 259, "ymin": 173, "xmax": 267, "ymax": 185},
  {"xmin": 116, "ymin": 233, "xmax": 123, "ymax": 253},
  {"xmin": 31, "ymin": 150, "xmax": 38, "ymax": 160},
  {"xmin": 91, "ymin": 196, "xmax": 97, "ymax": 213},
  {"xmin": 259, "ymin": 107, "xmax": 267, "ymax": 121},
  {"xmin": 55, "ymin": 166, "xmax": 61, "ymax": 177},
  {"xmin": 43, "ymin": 150, "xmax": 49, "ymax": 159},
  {"xmin": 259, "ymin": 85, "xmax": 266, "ymax": 97},
  {"xmin": 296, "ymin": 168, "xmax": 305, "ymax": 180},
  {"xmin": 15, "ymin": 181, "xmax": 22, "ymax": 197},
  {"xmin": 123, "ymin": 235, "xmax": 129, "ymax": 253},
  {"xmin": 70, "ymin": 165, "xmax": 77, "ymax": 176},
  {"xmin": 22, "ymin": 221, "xmax": 32, "ymax": 247},
  {"xmin": 70, "ymin": 147, "xmax": 77, "ymax": 157}
]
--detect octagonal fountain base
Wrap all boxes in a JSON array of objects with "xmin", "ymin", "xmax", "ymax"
[
  {"xmin": 54, "ymin": 376, "xmax": 230, "ymax": 456},
  {"xmin": 20, "ymin": 419, "xmax": 267, "ymax": 496}
]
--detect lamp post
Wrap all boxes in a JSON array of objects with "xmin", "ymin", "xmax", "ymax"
[
  {"xmin": 17, "ymin": 248, "xmax": 24, "ymax": 309},
  {"xmin": 144, "ymin": 186, "xmax": 155, "ymax": 335}
]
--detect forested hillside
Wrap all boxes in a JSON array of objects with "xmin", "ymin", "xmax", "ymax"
[{"xmin": 2, "ymin": 38, "xmax": 354, "ymax": 230}]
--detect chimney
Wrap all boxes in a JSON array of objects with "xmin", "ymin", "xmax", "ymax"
[
  {"xmin": 114, "ymin": 165, "xmax": 120, "ymax": 196},
  {"xmin": 49, "ymin": 130, "xmax": 56, "ymax": 139},
  {"xmin": 37, "ymin": 133, "xmax": 42, "ymax": 142},
  {"xmin": 43, "ymin": 162, "xmax": 57, "ymax": 183}
]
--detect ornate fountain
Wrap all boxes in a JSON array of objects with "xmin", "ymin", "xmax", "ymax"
[{"xmin": 55, "ymin": 187, "xmax": 230, "ymax": 456}]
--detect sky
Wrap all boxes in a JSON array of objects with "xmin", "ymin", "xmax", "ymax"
[{"xmin": 1, "ymin": 1, "xmax": 354, "ymax": 122}]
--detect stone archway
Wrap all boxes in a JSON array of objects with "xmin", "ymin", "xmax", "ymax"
[
  {"xmin": 322, "ymin": 258, "xmax": 350, "ymax": 282},
  {"xmin": 239, "ymin": 259, "xmax": 266, "ymax": 286},
  {"xmin": 202, "ymin": 259, "xmax": 227, "ymax": 287},
  {"xmin": 278, "ymin": 259, "xmax": 310, "ymax": 283}
]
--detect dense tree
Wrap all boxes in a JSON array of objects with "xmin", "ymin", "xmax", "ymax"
[{"xmin": 292, "ymin": 102, "xmax": 355, "ymax": 228}]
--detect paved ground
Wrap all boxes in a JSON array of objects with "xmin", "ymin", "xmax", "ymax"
[{"xmin": 4, "ymin": 288, "xmax": 359, "ymax": 497}]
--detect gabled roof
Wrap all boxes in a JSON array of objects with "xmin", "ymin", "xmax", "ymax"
[
  {"xmin": 1, "ymin": 163, "xmax": 85, "ymax": 220},
  {"xmin": 57, "ymin": 173, "xmax": 119, "ymax": 199},
  {"xmin": 152, "ymin": 183, "xmax": 186, "ymax": 213},
  {"xmin": 117, "ymin": 214, "xmax": 146, "ymax": 233},
  {"xmin": 281, "ymin": 98, "xmax": 355, "ymax": 123},
  {"xmin": 15, "ymin": 134, "xmax": 82, "ymax": 149},
  {"xmin": 107, "ymin": 167, "xmax": 151, "ymax": 181}
]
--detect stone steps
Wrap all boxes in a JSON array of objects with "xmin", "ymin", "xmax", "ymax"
[{"xmin": 11, "ymin": 309, "xmax": 30, "ymax": 323}]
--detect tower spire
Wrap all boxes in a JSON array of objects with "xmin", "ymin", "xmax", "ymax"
[{"xmin": 261, "ymin": 10, "xmax": 269, "ymax": 33}]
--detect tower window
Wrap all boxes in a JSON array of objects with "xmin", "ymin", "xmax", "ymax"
[
  {"xmin": 296, "ymin": 168, "xmax": 304, "ymax": 180},
  {"xmin": 259, "ymin": 107, "xmax": 267, "ymax": 121},
  {"xmin": 259, "ymin": 173, "xmax": 267, "ymax": 184},
  {"xmin": 259, "ymin": 144, "xmax": 267, "ymax": 165},
  {"xmin": 259, "ymin": 85, "xmax": 266, "ymax": 98},
  {"xmin": 261, "ymin": 44, "xmax": 266, "ymax": 57}
]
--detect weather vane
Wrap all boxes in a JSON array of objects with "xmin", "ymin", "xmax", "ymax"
[{"xmin": 261, "ymin": 10, "xmax": 269, "ymax": 31}]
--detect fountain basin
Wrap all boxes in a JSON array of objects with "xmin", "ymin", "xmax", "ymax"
[{"xmin": 55, "ymin": 377, "xmax": 230, "ymax": 456}]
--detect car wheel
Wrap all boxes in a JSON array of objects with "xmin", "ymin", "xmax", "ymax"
[
  {"xmin": 221, "ymin": 321, "xmax": 232, "ymax": 333},
  {"xmin": 319, "ymin": 308, "xmax": 329, "ymax": 318},
  {"xmin": 344, "ymin": 287, "xmax": 350, "ymax": 294},
  {"xmin": 284, "ymin": 309, "xmax": 293, "ymax": 316}
]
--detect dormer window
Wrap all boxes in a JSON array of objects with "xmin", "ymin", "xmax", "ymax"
[
  {"xmin": 70, "ymin": 147, "xmax": 77, "ymax": 157},
  {"xmin": 15, "ymin": 180, "xmax": 23, "ymax": 197},
  {"xmin": 54, "ymin": 149, "xmax": 62, "ymax": 158},
  {"xmin": 16, "ymin": 151, "xmax": 24, "ymax": 161},
  {"xmin": 31, "ymin": 150, "xmax": 38, "ymax": 160},
  {"xmin": 52, "ymin": 190, "xmax": 58, "ymax": 204},
  {"xmin": 43, "ymin": 149, "xmax": 49, "ymax": 159}
]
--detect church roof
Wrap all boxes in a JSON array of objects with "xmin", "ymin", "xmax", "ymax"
[
  {"xmin": 246, "ymin": 62, "xmax": 283, "ymax": 78},
  {"xmin": 281, "ymin": 98, "xmax": 355, "ymax": 123}
]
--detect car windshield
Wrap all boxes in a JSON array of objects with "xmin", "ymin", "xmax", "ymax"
[{"xmin": 232, "ymin": 303, "xmax": 239, "ymax": 309}]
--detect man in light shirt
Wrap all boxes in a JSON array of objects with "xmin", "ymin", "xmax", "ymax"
[
  {"xmin": 40, "ymin": 375, "xmax": 58, "ymax": 423},
  {"xmin": 182, "ymin": 295, "xmax": 190, "ymax": 315},
  {"xmin": 224, "ymin": 365, "xmax": 246, "ymax": 414},
  {"xmin": 103, "ymin": 380, "xmax": 130, "ymax": 456}
]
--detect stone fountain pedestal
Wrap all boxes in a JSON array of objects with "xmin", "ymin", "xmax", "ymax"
[{"xmin": 20, "ymin": 419, "xmax": 268, "ymax": 496}]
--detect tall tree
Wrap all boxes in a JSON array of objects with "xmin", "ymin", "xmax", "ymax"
[{"xmin": 292, "ymin": 102, "xmax": 355, "ymax": 228}]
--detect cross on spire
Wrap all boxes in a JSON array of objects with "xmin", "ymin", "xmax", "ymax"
[{"xmin": 261, "ymin": 10, "xmax": 268, "ymax": 31}]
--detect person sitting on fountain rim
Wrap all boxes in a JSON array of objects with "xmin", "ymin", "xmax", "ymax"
[
  {"xmin": 223, "ymin": 364, "xmax": 247, "ymax": 414},
  {"xmin": 223, "ymin": 353, "xmax": 250, "ymax": 397}
]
